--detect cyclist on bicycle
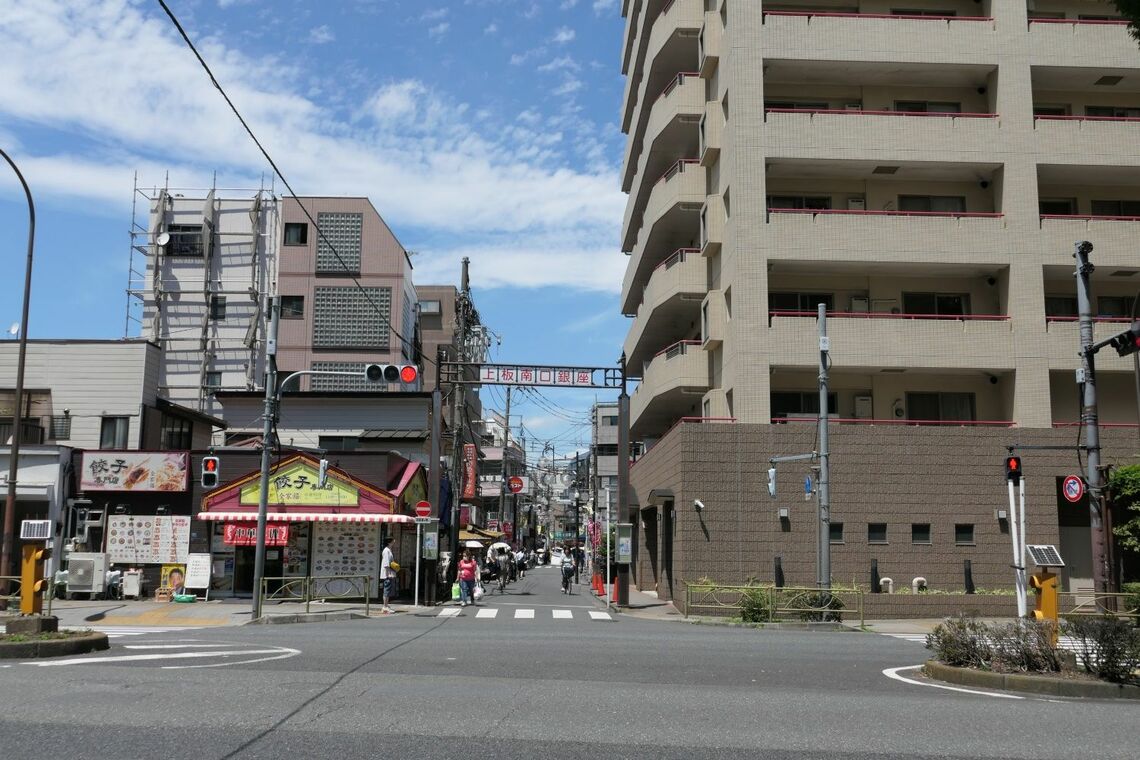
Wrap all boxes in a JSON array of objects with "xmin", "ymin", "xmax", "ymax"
[{"xmin": 560, "ymin": 543, "xmax": 575, "ymax": 594}]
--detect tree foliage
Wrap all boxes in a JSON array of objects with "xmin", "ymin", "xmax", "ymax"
[
  {"xmin": 1110, "ymin": 0, "xmax": 1140, "ymax": 43},
  {"xmin": 1108, "ymin": 464, "xmax": 1140, "ymax": 553}
]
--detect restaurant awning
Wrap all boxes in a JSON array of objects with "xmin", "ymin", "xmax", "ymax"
[{"xmin": 196, "ymin": 512, "xmax": 414, "ymax": 524}]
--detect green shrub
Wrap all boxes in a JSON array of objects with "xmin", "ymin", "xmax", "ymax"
[
  {"xmin": 988, "ymin": 620, "xmax": 1063, "ymax": 674},
  {"xmin": 740, "ymin": 587, "xmax": 776, "ymax": 623},
  {"xmin": 1062, "ymin": 616, "xmax": 1140, "ymax": 683},
  {"xmin": 796, "ymin": 591, "xmax": 844, "ymax": 622},
  {"xmin": 1122, "ymin": 582, "xmax": 1140, "ymax": 621},
  {"xmin": 926, "ymin": 615, "xmax": 994, "ymax": 669}
]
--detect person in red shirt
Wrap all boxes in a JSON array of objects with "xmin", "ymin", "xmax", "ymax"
[{"xmin": 458, "ymin": 550, "xmax": 478, "ymax": 607}]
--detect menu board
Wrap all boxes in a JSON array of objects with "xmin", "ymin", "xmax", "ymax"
[
  {"xmin": 311, "ymin": 522, "xmax": 379, "ymax": 597},
  {"xmin": 106, "ymin": 515, "xmax": 191, "ymax": 564}
]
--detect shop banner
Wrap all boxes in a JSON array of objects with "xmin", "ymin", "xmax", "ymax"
[
  {"xmin": 81, "ymin": 451, "xmax": 189, "ymax": 492},
  {"xmin": 107, "ymin": 515, "xmax": 190, "ymax": 564},
  {"xmin": 223, "ymin": 522, "xmax": 290, "ymax": 546},
  {"xmin": 462, "ymin": 444, "xmax": 477, "ymax": 499},
  {"xmin": 239, "ymin": 460, "xmax": 359, "ymax": 507}
]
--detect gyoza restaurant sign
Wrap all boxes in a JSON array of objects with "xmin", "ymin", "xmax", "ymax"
[
  {"xmin": 224, "ymin": 523, "xmax": 289, "ymax": 546},
  {"xmin": 238, "ymin": 460, "xmax": 359, "ymax": 507}
]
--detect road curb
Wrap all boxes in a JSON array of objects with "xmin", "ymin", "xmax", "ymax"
[
  {"xmin": 687, "ymin": 618, "xmax": 852, "ymax": 631},
  {"xmin": 245, "ymin": 611, "xmax": 370, "ymax": 625},
  {"xmin": 923, "ymin": 659, "xmax": 1140, "ymax": 700},
  {"xmin": 0, "ymin": 631, "xmax": 110, "ymax": 659}
]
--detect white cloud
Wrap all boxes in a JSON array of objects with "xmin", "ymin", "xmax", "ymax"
[
  {"xmin": 538, "ymin": 56, "xmax": 580, "ymax": 73},
  {"xmin": 420, "ymin": 8, "xmax": 448, "ymax": 22},
  {"xmin": 428, "ymin": 21, "xmax": 450, "ymax": 38},
  {"xmin": 592, "ymin": 0, "xmax": 618, "ymax": 15},
  {"xmin": 553, "ymin": 78, "xmax": 583, "ymax": 96},
  {"xmin": 308, "ymin": 25, "xmax": 335, "ymax": 44},
  {"xmin": 484, "ymin": 22, "xmax": 498, "ymax": 34},
  {"xmin": 560, "ymin": 0, "xmax": 580, "ymax": 8},
  {"xmin": 551, "ymin": 26, "xmax": 576, "ymax": 44}
]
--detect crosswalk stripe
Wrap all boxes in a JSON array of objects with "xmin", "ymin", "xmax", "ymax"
[
  {"xmin": 588, "ymin": 611, "xmax": 613, "ymax": 621},
  {"xmin": 64, "ymin": 626, "xmax": 204, "ymax": 639},
  {"xmin": 514, "ymin": 609, "xmax": 535, "ymax": 619},
  {"xmin": 552, "ymin": 609, "xmax": 572, "ymax": 619},
  {"xmin": 438, "ymin": 608, "xmax": 462, "ymax": 618},
  {"xmin": 475, "ymin": 608, "xmax": 498, "ymax": 619}
]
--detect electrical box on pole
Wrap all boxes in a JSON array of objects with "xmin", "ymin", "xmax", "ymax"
[{"xmin": 767, "ymin": 468, "xmax": 777, "ymax": 499}]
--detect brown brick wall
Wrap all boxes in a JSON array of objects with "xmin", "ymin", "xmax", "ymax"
[{"xmin": 629, "ymin": 423, "xmax": 1138, "ymax": 600}]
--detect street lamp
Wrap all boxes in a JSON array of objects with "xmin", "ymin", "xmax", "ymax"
[{"xmin": 0, "ymin": 148, "xmax": 36, "ymax": 607}]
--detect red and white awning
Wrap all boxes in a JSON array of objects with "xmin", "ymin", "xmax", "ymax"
[{"xmin": 197, "ymin": 512, "xmax": 414, "ymax": 524}]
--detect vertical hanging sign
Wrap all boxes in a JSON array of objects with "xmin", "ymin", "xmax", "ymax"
[{"xmin": 462, "ymin": 443, "xmax": 477, "ymax": 499}]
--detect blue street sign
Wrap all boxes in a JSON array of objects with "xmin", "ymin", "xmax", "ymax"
[{"xmin": 804, "ymin": 476, "xmax": 812, "ymax": 495}]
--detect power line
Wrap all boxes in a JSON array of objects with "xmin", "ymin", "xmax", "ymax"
[{"xmin": 155, "ymin": 0, "xmax": 430, "ymax": 368}]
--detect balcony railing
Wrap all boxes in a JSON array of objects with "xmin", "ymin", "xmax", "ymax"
[
  {"xmin": 773, "ymin": 416, "xmax": 1014, "ymax": 427},
  {"xmin": 770, "ymin": 310, "xmax": 1009, "ymax": 322},
  {"xmin": 762, "ymin": 10, "xmax": 993, "ymax": 22},
  {"xmin": 1028, "ymin": 17, "xmax": 1129, "ymax": 26},
  {"xmin": 766, "ymin": 108, "xmax": 998, "ymax": 120},
  {"xmin": 657, "ymin": 71, "xmax": 700, "ymax": 103},
  {"xmin": 655, "ymin": 338, "xmax": 701, "ymax": 359},
  {"xmin": 0, "ymin": 420, "xmax": 46, "ymax": 445},
  {"xmin": 655, "ymin": 247, "xmax": 698, "ymax": 271},
  {"xmin": 768, "ymin": 208, "xmax": 1002, "ymax": 220},
  {"xmin": 1045, "ymin": 315, "xmax": 1133, "ymax": 324},
  {"xmin": 659, "ymin": 158, "xmax": 700, "ymax": 184},
  {"xmin": 1035, "ymin": 114, "xmax": 1140, "ymax": 123},
  {"xmin": 1041, "ymin": 214, "xmax": 1140, "ymax": 223},
  {"xmin": 1053, "ymin": 421, "xmax": 1140, "ymax": 428}
]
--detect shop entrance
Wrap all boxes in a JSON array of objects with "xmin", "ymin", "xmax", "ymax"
[{"xmin": 234, "ymin": 546, "xmax": 282, "ymax": 596}]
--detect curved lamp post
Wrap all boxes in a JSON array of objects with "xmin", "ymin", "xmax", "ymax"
[{"xmin": 0, "ymin": 148, "xmax": 36, "ymax": 606}]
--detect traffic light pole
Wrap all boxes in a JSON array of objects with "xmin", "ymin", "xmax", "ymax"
[
  {"xmin": 251, "ymin": 296, "xmax": 280, "ymax": 621},
  {"xmin": 1074, "ymin": 241, "xmax": 1113, "ymax": 598},
  {"xmin": 817, "ymin": 303, "xmax": 831, "ymax": 592}
]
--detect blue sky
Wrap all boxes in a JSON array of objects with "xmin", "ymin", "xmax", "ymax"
[{"xmin": 0, "ymin": 0, "xmax": 629, "ymax": 457}]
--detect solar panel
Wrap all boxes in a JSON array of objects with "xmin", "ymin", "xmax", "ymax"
[
  {"xmin": 19, "ymin": 519, "xmax": 52, "ymax": 540},
  {"xmin": 1026, "ymin": 544, "xmax": 1065, "ymax": 568}
]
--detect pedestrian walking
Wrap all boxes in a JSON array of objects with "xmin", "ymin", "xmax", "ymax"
[
  {"xmin": 380, "ymin": 537, "xmax": 397, "ymax": 614},
  {"xmin": 458, "ymin": 550, "xmax": 478, "ymax": 607}
]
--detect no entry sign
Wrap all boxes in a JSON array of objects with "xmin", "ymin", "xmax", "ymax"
[
  {"xmin": 415, "ymin": 500, "xmax": 432, "ymax": 518},
  {"xmin": 1062, "ymin": 475, "xmax": 1086, "ymax": 503}
]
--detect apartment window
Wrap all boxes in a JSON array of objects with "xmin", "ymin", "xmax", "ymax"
[
  {"xmin": 1033, "ymin": 104, "xmax": 1070, "ymax": 116},
  {"xmin": 901, "ymin": 293, "xmax": 970, "ymax": 316},
  {"xmin": 895, "ymin": 101, "xmax": 961, "ymax": 113},
  {"xmin": 160, "ymin": 414, "xmax": 193, "ymax": 450},
  {"xmin": 204, "ymin": 372, "xmax": 223, "ymax": 390},
  {"xmin": 1039, "ymin": 198, "xmax": 1077, "ymax": 215},
  {"xmin": 829, "ymin": 522, "xmax": 844, "ymax": 544},
  {"xmin": 602, "ymin": 415, "xmax": 619, "ymax": 426},
  {"xmin": 912, "ymin": 523, "xmax": 932, "ymax": 544},
  {"xmin": 419, "ymin": 299, "xmax": 442, "ymax": 315},
  {"xmin": 955, "ymin": 523, "xmax": 975, "ymax": 545},
  {"xmin": 1091, "ymin": 200, "xmax": 1140, "ymax": 217},
  {"xmin": 765, "ymin": 100, "xmax": 830, "ymax": 111},
  {"xmin": 868, "ymin": 523, "xmax": 888, "ymax": 544},
  {"xmin": 312, "ymin": 286, "xmax": 390, "ymax": 348},
  {"xmin": 315, "ymin": 212, "xmax": 363, "ymax": 274},
  {"xmin": 209, "ymin": 296, "xmax": 227, "ymax": 320},
  {"xmin": 771, "ymin": 391, "xmax": 838, "ymax": 419},
  {"xmin": 1079, "ymin": 14, "xmax": 1124, "ymax": 21},
  {"xmin": 280, "ymin": 295, "xmax": 304, "ymax": 319},
  {"xmin": 1028, "ymin": 11, "xmax": 1065, "ymax": 19},
  {"xmin": 906, "ymin": 392, "xmax": 976, "ymax": 422},
  {"xmin": 1087, "ymin": 106, "xmax": 1140, "ymax": 118},
  {"xmin": 1045, "ymin": 295, "xmax": 1079, "ymax": 318},
  {"xmin": 319, "ymin": 436, "xmax": 359, "ymax": 451},
  {"xmin": 769, "ymin": 292, "xmax": 834, "ymax": 312},
  {"xmin": 898, "ymin": 195, "xmax": 967, "ymax": 214},
  {"xmin": 166, "ymin": 224, "xmax": 204, "ymax": 256},
  {"xmin": 892, "ymin": 8, "xmax": 956, "ymax": 16},
  {"xmin": 767, "ymin": 195, "xmax": 832, "ymax": 210},
  {"xmin": 99, "ymin": 416, "xmax": 129, "ymax": 449},
  {"xmin": 284, "ymin": 222, "xmax": 308, "ymax": 245},
  {"xmin": 1098, "ymin": 296, "xmax": 1136, "ymax": 318},
  {"xmin": 49, "ymin": 415, "xmax": 72, "ymax": 440}
]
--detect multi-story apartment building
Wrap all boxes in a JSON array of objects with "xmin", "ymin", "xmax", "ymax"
[
  {"xmin": 592, "ymin": 402, "xmax": 621, "ymax": 520},
  {"xmin": 618, "ymin": 0, "xmax": 1140, "ymax": 601}
]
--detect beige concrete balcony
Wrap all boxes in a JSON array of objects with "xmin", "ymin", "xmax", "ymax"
[
  {"xmin": 767, "ymin": 312, "xmax": 1014, "ymax": 369},
  {"xmin": 623, "ymin": 158, "xmax": 704, "ymax": 253},
  {"xmin": 621, "ymin": 0, "xmax": 642, "ymax": 75},
  {"xmin": 630, "ymin": 340, "xmax": 710, "ymax": 438},
  {"xmin": 698, "ymin": 9, "xmax": 722, "ymax": 77},
  {"xmin": 699, "ymin": 101, "xmax": 722, "ymax": 167},
  {"xmin": 1034, "ymin": 117, "xmax": 1140, "ymax": 167},
  {"xmin": 764, "ymin": 109, "xmax": 1001, "ymax": 158},
  {"xmin": 623, "ymin": 250, "xmax": 706, "ymax": 367},
  {"xmin": 1044, "ymin": 317, "xmax": 1138, "ymax": 370},
  {"xmin": 1028, "ymin": 19, "xmax": 1140, "ymax": 68},
  {"xmin": 621, "ymin": 0, "xmax": 702, "ymax": 135},
  {"xmin": 700, "ymin": 195, "xmax": 723, "ymax": 258},
  {"xmin": 761, "ymin": 11, "xmax": 997, "ymax": 66},
  {"xmin": 1037, "ymin": 217, "xmax": 1140, "ymax": 269},
  {"xmin": 622, "ymin": 72, "xmax": 703, "ymax": 193}
]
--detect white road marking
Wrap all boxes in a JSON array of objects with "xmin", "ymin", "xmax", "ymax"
[
  {"xmin": 64, "ymin": 626, "xmax": 204, "ymax": 638},
  {"xmin": 588, "ymin": 611, "xmax": 613, "ymax": 621},
  {"xmin": 26, "ymin": 647, "xmax": 298, "ymax": 668},
  {"xmin": 552, "ymin": 609, "xmax": 573, "ymax": 619},
  {"xmin": 475, "ymin": 608, "xmax": 498, "ymax": 619},
  {"xmin": 883, "ymin": 665, "xmax": 1024, "ymax": 700},
  {"xmin": 123, "ymin": 644, "xmax": 232, "ymax": 649},
  {"xmin": 437, "ymin": 608, "xmax": 462, "ymax": 617},
  {"xmin": 881, "ymin": 633, "xmax": 928, "ymax": 643},
  {"xmin": 163, "ymin": 648, "xmax": 301, "ymax": 669},
  {"xmin": 514, "ymin": 609, "xmax": 535, "ymax": 619}
]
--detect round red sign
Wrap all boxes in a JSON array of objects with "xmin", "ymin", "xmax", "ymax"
[
  {"xmin": 415, "ymin": 500, "xmax": 432, "ymax": 518},
  {"xmin": 508, "ymin": 476, "xmax": 524, "ymax": 494}
]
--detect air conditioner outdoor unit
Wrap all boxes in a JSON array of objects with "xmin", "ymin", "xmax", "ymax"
[
  {"xmin": 67, "ymin": 553, "xmax": 108, "ymax": 595},
  {"xmin": 847, "ymin": 197, "xmax": 866, "ymax": 211},
  {"xmin": 850, "ymin": 296, "xmax": 869, "ymax": 312}
]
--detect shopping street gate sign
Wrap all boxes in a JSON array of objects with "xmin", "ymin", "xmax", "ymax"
[{"xmin": 440, "ymin": 362, "xmax": 625, "ymax": 389}]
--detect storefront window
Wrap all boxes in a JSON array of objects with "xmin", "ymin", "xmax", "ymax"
[{"xmin": 99, "ymin": 416, "xmax": 129, "ymax": 449}]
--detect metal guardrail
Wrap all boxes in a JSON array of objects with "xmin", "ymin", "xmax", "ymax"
[
  {"xmin": 259, "ymin": 575, "xmax": 371, "ymax": 617},
  {"xmin": 1059, "ymin": 592, "xmax": 1140, "ymax": 621},
  {"xmin": 682, "ymin": 583, "xmax": 864, "ymax": 628}
]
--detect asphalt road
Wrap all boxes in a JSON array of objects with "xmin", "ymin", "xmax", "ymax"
[{"xmin": 1, "ymin": 566, "xmax": 1135, "ymax": 760}]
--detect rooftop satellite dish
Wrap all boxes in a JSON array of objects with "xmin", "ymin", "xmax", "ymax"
[
  {"xmin": 7, "ymin": 323, "xmax": 18, "ymax": 337},
  {"xmin": 155, "ymin": 232, "xmax": 171, "ymax": 247}
]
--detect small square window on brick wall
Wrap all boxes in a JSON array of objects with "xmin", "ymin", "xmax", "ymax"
[{"xmin": 316, "ymin": 212, "xmax": 362, "ymax": 274}]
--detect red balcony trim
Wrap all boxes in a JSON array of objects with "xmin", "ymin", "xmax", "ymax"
[
  {"xmin": 768, "ymin": 208, "xmax": 1003, "ymax": 219},
  {"xmin": 1029, "ymin": 18, "xmax": 1129, "ymax": 26},
  {"xmin": 657, "ymin": 71, "xmax": 701, "ymax": 102},
  {"xmin": 1046, "ymin": 315, "xmax": 1134, "ymax": 324},
  {"xmin": 654, "ymin": 247, "xmax": 699, "ymax": 271},
  {"xmin": 1053, "ymin": 421, "xmax": 1140, "ymax": 428},
  {"xmin": 653, "ymin": 339, "xmax": 701, "ymax": 358},
  {"xmin": 1041, "ymin": 214, "xmax": 1140, "ymax": 222},
  {"xmin": 1035, "ymin": 114, "xmax": 1140, "ymax": 123},
  {"xmin": 765, "ymin": 108, "xmax": 998, "ymax": 119},
  {"xmin": 657, "ymin": 158, "xmax": 700, "ymax": 184},
  {"xmin": 762, "ymin": 11, "xmax": 993, "ymax": 22},
  {"xmin": 769, "ymin": 310, "xmax": 1010, "ymax": 321},
  {"xmin": 773, "ymin": 417, "xmax": 1014, "ymax": 427}
]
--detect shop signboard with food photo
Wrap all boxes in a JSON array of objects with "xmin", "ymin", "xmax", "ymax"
[
  {"xmin": 107, "ymin": 515, "xmax": 191, "ymax": 564},
  {"xmin": 80, "ymin": 451, "xmax": 189, "ymax": 492}
]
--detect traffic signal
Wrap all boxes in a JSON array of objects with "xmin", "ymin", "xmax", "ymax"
[
  {"xmin": 1108, "ymin": 322, "xmax": 1140, "ymax": 357},
  {"xmin": 201, "ymin": 456, "xmax": 220, "ymax": 489},
  {"xmin": 20, "ymin": 544, "xmax": 48, "ymax": 615},
  {"xmin": 1004, "ymin": 456, "xmax": 1022, "ymax": 483},
  {"xmin": 365, "ymin": 364, "xmax": 419, "ymax": 384},
  {"xmin": 767, "ymin": 467, "xmax": 777, "ymax": 499}
]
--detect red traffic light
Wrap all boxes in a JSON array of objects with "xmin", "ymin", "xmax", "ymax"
[
  {"xmin": 203, "ymin": 457, "xmax": 218, "ymax": 473},
  {"xmin": 1004, "ymin": 456, "xmax": 1022, "ymax": 481},
  {"xmin": 400, "ymin": 365, "xmax": 418, "ymax": 383}
]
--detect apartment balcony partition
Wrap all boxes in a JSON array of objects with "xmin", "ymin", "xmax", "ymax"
[
  {"xmin": 767, "ymin": 311, "xmax": 1013, "ymax": 369},
  {"xmin": 623, "ymin": 250, "xmax": 706, "ymax": 368},
  {"xmin": 761, "ymin": 10, "xmax": 997, "ymax": 66},
  {"xmin": 621, "ymin": 0, "xmax": 702, "ymax": 135},
  {"xmin": 699, "ymin": 100, "xmax": 723, "ymax": 167},
  {"xmin": 623, "ymin": 72, "xmax": 703, "ymax": 193},
  {"xmin": 630, "ymin": 340, "xmax": 710, "ymax": 438},
  {"xmin": 698, "ymin": 7, "xmax": 723, "ymax": 77},
  {"xmin": 623, "ymin": 158, "xmax": 705, "ymax": 253},
  {"xmin": 1028, "ymin": 17, "xmax": 1140, "ymax": 67}
]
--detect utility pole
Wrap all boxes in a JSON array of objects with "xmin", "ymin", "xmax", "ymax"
[
  {"xmin": 498, "ymin": 386, "xmax": 512, "ymax": 542},
  {"xmin": 1074, "ymin": 241, "xmax": 1112, "ymax": 596},
  {"xmin": 448, "ymin": 258, "xmax": 470, "ymax": 581},
  {"xmin": 617, "ymin": 354, "xmax": 631, "ymax": 606},
  {"xmin": 251, "ymin": 295, "xmax": 280, "ymax": 620},
  {"xmin": 817, "ymin": 303, "xmax": 831, "ymax": 591}
]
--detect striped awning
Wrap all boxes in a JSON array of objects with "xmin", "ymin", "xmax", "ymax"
[{"xmin": 196, "ymin": 512, "xmax": 414, "ymax": 524}]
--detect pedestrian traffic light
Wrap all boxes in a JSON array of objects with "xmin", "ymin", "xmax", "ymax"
[
  {"xmin": 201, "ymin": 456, "xmax": 220, "ymax": 489},
  {"xmin": 1108, "ymin": 322, "xmax": 1140, "ymax": 357},
  {"xmin": 1004, "ymin": 456, "xmax": 1022, "ymax": 483},
  {"xmin": 365, "ymin": 364, "xmax": 419, "ymax": 384},
  {"xmin": 767, "ymin": 467, "xmax": 777, "ymax": 499}
]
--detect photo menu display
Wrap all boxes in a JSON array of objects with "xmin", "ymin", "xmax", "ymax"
[
  {"xmin": 106, "ymin": 515, "xmax": 190, "ymax": 564},
  {"xmin": 311, "ymin": 522, "xmax": 379, "ymax": 597}
]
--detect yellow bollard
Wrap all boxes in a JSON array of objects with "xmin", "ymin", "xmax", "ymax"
[
  {"xmin": 1030, "ymin": 570, "xmax": 1059, "ymax": 646},
  {"xmin": 20, "ymin": 543, "xmax": 48, "ymax": 616}
]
